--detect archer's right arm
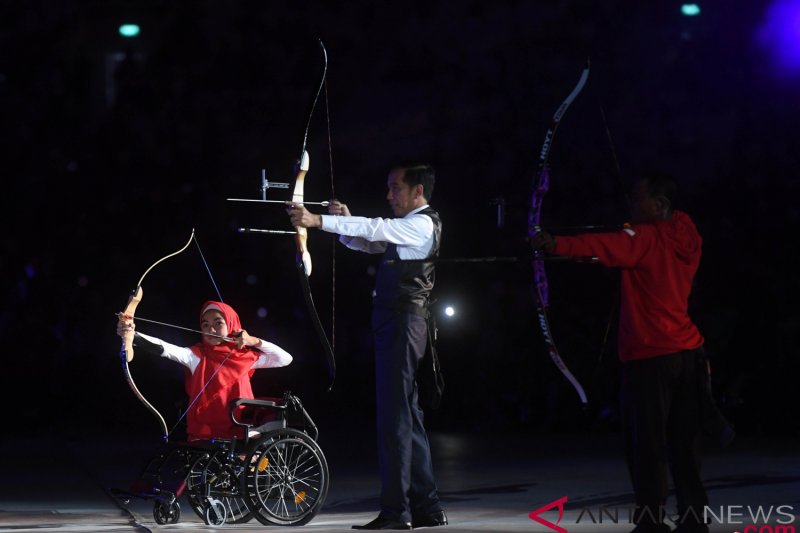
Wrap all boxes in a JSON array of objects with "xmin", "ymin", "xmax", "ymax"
[{"xmin": 326, "ymin": 198, "xmax": 389, "ymax": 254}]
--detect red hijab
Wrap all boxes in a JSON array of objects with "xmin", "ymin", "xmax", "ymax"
[{"xmin": 185, "ymin": 301, "xmax": 259, "ymax": 441}]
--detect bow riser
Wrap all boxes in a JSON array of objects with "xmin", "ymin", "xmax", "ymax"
[
  {"xmin": 293, "ymin": 150, "xmax": 312, "ymax": 276},
  {"xmin": 120, "ymin": 286, "xmax": 143, "ymax": 362}
]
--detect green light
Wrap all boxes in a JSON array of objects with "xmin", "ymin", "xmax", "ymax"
[
  {"xmin": 118, "ymin": 24, "xmax": 140, "ymax": 38},
  {"xmin": 681, "ymin": 4, "xmax": 701, "ymax": 16}
]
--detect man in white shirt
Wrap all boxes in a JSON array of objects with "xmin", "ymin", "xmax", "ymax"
[{"xmin": 289, "ymin": 164, "xmax": 447, "ymax": 530}]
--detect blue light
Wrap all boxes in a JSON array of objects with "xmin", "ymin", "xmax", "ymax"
[
  {"xmin": 681, "ymin": 4, "xmax": 701, "ymax": 16},
  {"xmin": 756, "ymin": 0, "xmax": 800, "ymax": 77},
  {"xmin": 118, "ymin": 24, "xmax": 140, "ymax": 38}
]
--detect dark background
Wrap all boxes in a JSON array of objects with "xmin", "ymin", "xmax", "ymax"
[{"xmin": 2, "ymin": 1, "xmax": 798, "ymax": 442}]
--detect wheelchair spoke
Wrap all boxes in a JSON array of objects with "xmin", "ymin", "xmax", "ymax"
[{"xmin": 243, "ymin": 427, "xmax": 328, "ymax": 525}]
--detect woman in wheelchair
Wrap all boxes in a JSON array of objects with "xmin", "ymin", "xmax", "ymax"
[
  {"xmin": 115, "ymin": 301, "xmax": 329, "ymax": 527},
  {"xmin": 117, "ymin": 300, "xmax": 292, "ymax": 441}
]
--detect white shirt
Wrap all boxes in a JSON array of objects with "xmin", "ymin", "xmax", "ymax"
[
  {"xmin": 320, "ymin": 205, "xmax": 435, "ymax": 260},
  {"xmin": 137, "ymin": 332, "xmax": 292, "ymax": 375}
]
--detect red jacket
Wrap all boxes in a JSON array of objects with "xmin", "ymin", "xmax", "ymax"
[
  {"xmin": 185, "ymin": 300, "xmax": 258, "ymax": 441},
  {"xmin": 552, "ymin": 210, "xmax": 704, "ymax": 362}
]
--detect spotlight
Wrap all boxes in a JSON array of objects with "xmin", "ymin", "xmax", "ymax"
[
  {"xmin": 118, "ymin": 24, "xmax": 141, "ymax": 37},
  {"xmin": 681, "ymin": 4, "xmax": 701, "ymax": 16}
]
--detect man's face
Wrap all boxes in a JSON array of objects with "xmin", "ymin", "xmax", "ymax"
[
  {"xmin": 629, "ymin": 179, "xmax": 661, "ymax": 224},
  {"xmin": 201, "ymin": 309, "xmax": 229, "ymax": 345},
  {"xmin": 386, "ymin": 169, "xmax": 420, "ymax": 217}
]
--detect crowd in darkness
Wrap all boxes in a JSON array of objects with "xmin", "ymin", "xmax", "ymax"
[{"xmin": 3, "ymin": 1, "xmax": 798, "ymax": 440}]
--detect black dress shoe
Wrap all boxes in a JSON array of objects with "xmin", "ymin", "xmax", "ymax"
[
  {"xmin": 412, "ymin": 510, "xmax": 448, "ymax": 528},
  {"xmin": 352, "ymin": 515, "xmax": 412, "ymax": 530}
]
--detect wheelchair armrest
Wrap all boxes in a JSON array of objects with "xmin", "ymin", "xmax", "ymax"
[
  {"xmin": 230, "ymin": 393, "xmax": 320, "ymax": 443},
  {"xmin": 231, "ymin": 398, "xmax": 286, "ymax": 410},
  {"xmin": 230, "ymin": 398, "xmax": 286, "ymax": 428}
]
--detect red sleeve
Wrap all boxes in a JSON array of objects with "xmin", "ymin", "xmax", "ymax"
[{"xmin": 551, "ymin": 226, "xmax": 655, "ymax": 268}]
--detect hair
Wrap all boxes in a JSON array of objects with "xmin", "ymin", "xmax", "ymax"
[
  {"xmin": 396, "ymin": 163, "xmax": 435, "ymax": 201},
  {"xmin": 641, "ymin": 171, "xmax": 678, "ymax": 210}
]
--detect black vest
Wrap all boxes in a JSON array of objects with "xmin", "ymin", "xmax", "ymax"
[{"xmin": 373, "ymin": 207, "xmax": 442, "ymax": 310}]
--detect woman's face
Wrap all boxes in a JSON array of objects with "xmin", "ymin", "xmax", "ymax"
[{"xmin": 200, "ymin": 309, "xmax": 229, "ymax": 345}]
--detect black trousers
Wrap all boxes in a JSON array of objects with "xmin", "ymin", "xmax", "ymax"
[
  {"xmin": 621, "ymin": 349, "xmax": 709, "ymax": 527},
  {"xmin": 371, "ymin": 307, "xmax": 441, "ymax": 522}
]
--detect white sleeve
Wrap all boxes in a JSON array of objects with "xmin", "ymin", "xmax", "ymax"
[
  {"xmin": 252, "ymin": 341, "xmax": 293, "ymax": 369},
  {"xmin": 320, "ymin": 214, "xmax": 432, "ymax": 247},
  {"xmin": 337, "ymin": 235, "xmax": 388, "ymax": 254},
  {"xmin": 136, "ymin": 332, "xmax": 200, "ymax": 373}
]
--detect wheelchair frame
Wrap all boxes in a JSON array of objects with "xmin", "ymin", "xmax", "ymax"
[{"xmin": 111, "ymin": 391, "xmax": 329, "ymax": 527}]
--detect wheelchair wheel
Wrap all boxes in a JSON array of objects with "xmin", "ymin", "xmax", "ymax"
[
  {"xmin": 242, "ymin": 428, "xmax": 329, "ymax": 526},
  {"xmin": 204, "ymin": 498, "xmax": 228, "ymax": 526},
  {"xmin": 186, "ymin": 450, "xmax": 253, "ymax": 524},
  {"xmin": 153, "ymin": 499, "xmax": 181, "ymax": 524}
]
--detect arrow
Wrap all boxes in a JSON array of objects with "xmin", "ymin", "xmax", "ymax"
[{"xmin": 228, "ymin": 198, "xmax": 330, "ymax": 206}]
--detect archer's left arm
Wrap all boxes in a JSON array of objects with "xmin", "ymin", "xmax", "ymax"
[{"xmin": 552, "ymin": 226, "xmax": 653, "ymax": 268}]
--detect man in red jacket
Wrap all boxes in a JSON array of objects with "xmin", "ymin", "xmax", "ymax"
[{"xmin": 532, "ymin": 174, "xmax": 710, "ymax": 533}]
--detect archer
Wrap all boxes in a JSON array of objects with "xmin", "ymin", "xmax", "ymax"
[
  {"xmin": 532, "ymin": 173, "xmax": 732, "ymax": 533},
  {"xmin": 117, "ymin": 300, "xmax": 292, "ymax": 441}
]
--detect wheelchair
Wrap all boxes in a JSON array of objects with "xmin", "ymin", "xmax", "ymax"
[{"xmin": 112, "ymin": 391, "xmax": 329, "ymax": 527}]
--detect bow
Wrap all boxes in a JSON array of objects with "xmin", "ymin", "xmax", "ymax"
[
  {"xmin": 527, "ymin": 63, "xmax": 591, "ymax": 406},
  {"xmin": 119, "ymin": 229, "xmax": 196, "ymax": 441},
  {"xmin": 291, "ymin": 39, "xmax": 336, "ymax": 391}
]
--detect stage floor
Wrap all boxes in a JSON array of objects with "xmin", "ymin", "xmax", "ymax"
[{"xmin": 0, "ymin": 428, "xmax": 797, "ymax": 532}]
